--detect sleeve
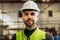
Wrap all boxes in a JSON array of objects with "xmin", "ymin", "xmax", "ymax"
[
  {"xmin": 11, "ymin": 34, "xmax": 16, "ymax": 40},
  {"xmin": 46, "ymin": 32, "xmax": 54, "ymax": 40}
]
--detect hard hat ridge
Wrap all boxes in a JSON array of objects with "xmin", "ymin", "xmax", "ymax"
[{"xmin": 20, "ymin": 0, "xmax": 40, "ymax": 12}]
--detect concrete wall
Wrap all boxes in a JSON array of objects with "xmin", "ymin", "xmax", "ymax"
[
  {"xmin": 0, "ymin": 3, "xmax": 60, "ymax": 31},
  {"xmin": 38, "ymin": 3, "xmax": 60, "ymax": 31}
]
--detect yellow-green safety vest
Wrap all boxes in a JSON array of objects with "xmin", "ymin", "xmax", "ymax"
[{"xmin": 16, "ymin": 28, "xmax": 46, "ymax": 40}]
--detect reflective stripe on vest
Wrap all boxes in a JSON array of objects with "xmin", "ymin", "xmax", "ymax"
[{"xmin": 16, "ymin": 28, "xmax": 46, "ymax": 40}]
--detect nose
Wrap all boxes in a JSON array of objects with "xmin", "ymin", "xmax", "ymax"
[{"xmin": 28, "ymin": 14, "xmax": 32, "ymax": 18}]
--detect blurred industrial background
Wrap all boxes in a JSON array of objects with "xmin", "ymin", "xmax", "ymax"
[{"xmin": 0, "ymin": 0, "xmax": 60, "ymax": 40}]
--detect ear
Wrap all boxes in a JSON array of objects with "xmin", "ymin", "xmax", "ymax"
[
  {"xmin": 18, "ymin": 11, "xmax": 22, "ymax": 17},
  {"xmin": 37, "ymin": 16, "xmax": 39, "ymax": 19}
]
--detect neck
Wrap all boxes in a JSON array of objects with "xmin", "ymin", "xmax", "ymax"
[{"xmin": 26, "ymin": 25, "xmax": 36, "ymax": 30}]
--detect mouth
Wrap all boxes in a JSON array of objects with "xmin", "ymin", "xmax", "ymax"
[
  {"xmin": 24, "ymin": 20, "xmax": 34, "ymax": 27},
  {"xmin": 27, "ymin": 20, "xmax": 32, "ymax": 23},
  {"xmin": 28, "ymin": 20, "xmax": 32, "ymax": 22},
  {"xmin": 26, "ymin": 20, "xmax": 33, "ymax": 24}
]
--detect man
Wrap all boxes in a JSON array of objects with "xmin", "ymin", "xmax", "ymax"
[{"xmin": 12, "ymin": 0, "xmax": 54, "ymax": 40}]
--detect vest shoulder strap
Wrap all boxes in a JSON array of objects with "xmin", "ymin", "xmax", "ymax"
[
  {"xmin": 16, "ymin": 30, "xmax": 24, "ymax": 40},
  {"xmin": 38, "ymin": 29, "xmax": 46, "ymax": 39}
]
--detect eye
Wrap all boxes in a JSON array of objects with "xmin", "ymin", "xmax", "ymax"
[
  {"xmin": 24, "ymin": 13, "xmax": 28, "ymax": 16},
  {"xmin": 31, "ymin": 13, "xmax": 35, "ymax": 16}
]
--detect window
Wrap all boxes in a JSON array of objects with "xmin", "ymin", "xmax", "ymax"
[{"xmin": 48, "ymin": 10, "xmax": 53, "ymax": 17}]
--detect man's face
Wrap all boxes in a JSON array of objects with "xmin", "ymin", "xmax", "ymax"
[{"xmin": 22, "ymin": 11, "xmax": 39, "ymax": 27}]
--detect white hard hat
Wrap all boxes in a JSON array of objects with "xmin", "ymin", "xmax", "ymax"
[{"xmin": 20, "ymin": 0, "xmax": 40, "ymax": 12}]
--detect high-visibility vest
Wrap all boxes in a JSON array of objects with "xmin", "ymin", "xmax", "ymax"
[{"xmin": 16, "ymin": 28, "xmax": 46, "ymax": 40}]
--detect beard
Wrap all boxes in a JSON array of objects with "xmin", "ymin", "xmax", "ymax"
[{"xmin": 23, "ymin": 19, "xmax": 35, "ymax": 27}]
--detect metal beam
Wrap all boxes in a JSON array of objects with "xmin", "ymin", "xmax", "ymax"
[{"xmin": 0, "ymin": 0, "xmax": 60, "ymax": 3}]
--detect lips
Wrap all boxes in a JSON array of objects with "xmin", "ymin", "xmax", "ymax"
[
  {"xmin": 24, "ymin": 20, "xmax": 34, "ymax": 26},
  {"xmin": 26, "ymin": 20, "xmax": 32, "ymax": 22},
  {"xmin": 28, "ymin": 20, "xmax": 31, "ymax": 22},
  {"xmin": 27, "ymin": 21, "xmax": 32, "ymax": 23},
  {"xmin": 26, "ymin": 20, "xmax": 33, "ymax": 24}
]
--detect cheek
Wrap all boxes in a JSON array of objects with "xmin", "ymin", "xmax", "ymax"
[
  {"xmin": 33, "ymin": 16, "xmax": 38, "ymax": 22},
  {"xmin": 22, "ymin": 15, "xmax": 27, "ymax": 21},
  {"xmin": 34, "ymin": 13, "xmax": 38, "ymax": 20}
]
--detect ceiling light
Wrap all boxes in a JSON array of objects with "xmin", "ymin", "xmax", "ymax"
[
  {"xmin": 42, "ymin": 0, "xmax": 46, "ymax": 2},
  {"xmin": 42, "ymin": 0, "xmax": 50, "ymax": 2}
]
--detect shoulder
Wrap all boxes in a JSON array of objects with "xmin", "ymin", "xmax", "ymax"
[
  {"xmin": 16, "ymin": 30, "xmax": 24, "ymax": 36},
  {"xmin": 11, "ymin": 34, "xmax": 16, "ymax": 40},
  {"xmin": 11, "ymin": 30, "xmax": 24, "ymax": 40},
  {"xmin": 46, "ymin": 32, "xmax": 54, "ymax": 40}
]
